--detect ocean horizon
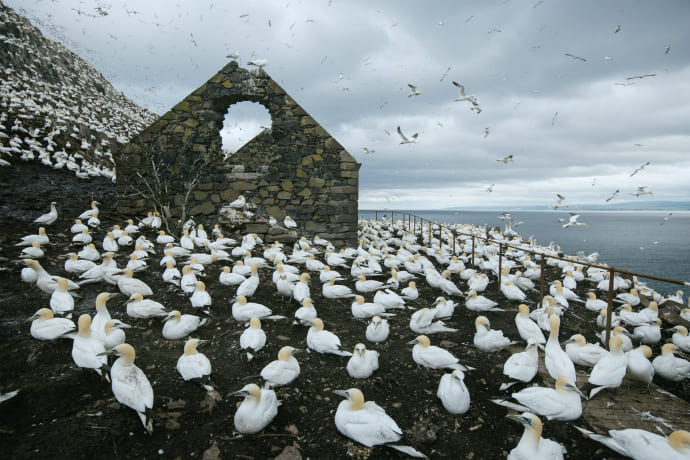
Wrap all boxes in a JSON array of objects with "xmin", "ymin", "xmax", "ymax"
[{"xmin": 359, "ymin": 209, "xmax": 690, "ymax": 298}]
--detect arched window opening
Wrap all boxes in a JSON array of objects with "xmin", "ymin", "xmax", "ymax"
[{"xmin": 220, "ymin": 101, "xmax": 272, "ymax": 158}]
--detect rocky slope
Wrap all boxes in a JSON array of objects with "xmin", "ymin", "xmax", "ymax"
[{"xmin": 0, "ymin": 0, "xmax": 157, "ymax": 178}]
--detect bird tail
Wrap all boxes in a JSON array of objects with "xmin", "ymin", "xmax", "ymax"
[
  {"xmin": 490, "ymin": 398, "xmax": 530, "ymax": 413},
  {"xmin": 138, "ymin": 407, "xmax": 154, "ymax": 435},
  {"xmin": 450, "ymin": 363, "xmax": 475, "ymax": 371},
  {"xmin": 588, "ymin": 385, "xmax": 610, "ymax": 399},
  {"xmin": 332, "ymin": 349, "xmax": 353, "ymax": 357},
  {"xmin": 265, "ymin": 315, "xmax": 287, "ymax": 321},
  {"xmin": 574, "ymin": 427, "xmax": 627, "ymax": 457},
  {"xmin": 388, "ymin": 444, "xmax": 428, "ymax": 458}
]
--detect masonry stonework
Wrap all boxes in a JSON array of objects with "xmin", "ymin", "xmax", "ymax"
[{"xmin": 114, "ymin": 61, "xmax": 360, "ymax": 247}]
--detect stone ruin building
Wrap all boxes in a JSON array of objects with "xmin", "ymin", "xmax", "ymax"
[{"xmin": 114, "ymin": 61, "xmax": 360, "ymax": 247}]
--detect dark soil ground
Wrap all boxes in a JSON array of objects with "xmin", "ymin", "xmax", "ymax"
[{"xmin": 0, "ymin": 161, "xmax": 688, "ymax": 459}]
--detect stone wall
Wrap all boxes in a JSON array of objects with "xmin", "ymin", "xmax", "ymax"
[{"xmin": 114, "ymin": 61, "xmax": 360, "ymax": 247}]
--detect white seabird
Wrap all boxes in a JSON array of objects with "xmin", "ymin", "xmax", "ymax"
[
  {"xmin": 564, "ymin": 334, "xmax": 606, "ymax": 368},
  {"xmin": 232, "ymin": 383, "xmax": 280, "ymax": 434},
  {"xmin": 410, "ymin": 308, "xmax": 457, "ymax": 334},
  {"xmin": 162, "ymin": 310, "xmax": 208, "ymax": 340},
  {"xmin": 588, "ymin": 336, "xmax": 629, "ymax": 398},
  {"xmin": 474, "ymin": 316, "xmax": 513, "ymax": 352},
  {"xmin": 545, "ymin": 315, "xmax": 576, "ymax": 381},
  {"xmin": 333, "ymin": 388, "xmax": 426, "ymax": 457},
  {"xmin": 652, "ymin": 343, "xmax": 690, "ymax": 381},
  {"xmin": 503, "ymin": 338, "xmax": 539, "ymax": 383},
  {"xmin": 410, "ymin": 335, "xmax": 472, "ymax": 371},
  {"xmin": 33, "ymin": 202, "xmax": 58, "ymax": 225},
  {"xmin": 260, "ymin": 346, "xmax": 300, "ymax": 387},
  {"xmin": 576, "ymin": 427, "xmax": 690, "ymax": 460},
  {"xmin": 176, "ymin": 338, "xmax": 212, "ymax": 382},
  {"xmin": 365, "ymin": 315, "xmax": 390, "ymax": 343},
  {"xmin": 105, "ymin": 343, "xmax": 154, "ymax": 434},
  {"xmin": 240, "ymin": 317, "xmax": 267, "ymax": 356},
  {"xmin": 493, "ymin": 376, "xmax": 583, "ymax": 421},
  {"xmin": 126, "ymin": 293, "xmax": 167, "ymax": 318},
  {"xmin": 306, "ymin": 318, "xmax": 351, "ymax": 356},
  {"xmin": 72, "ymin": 314, "xmax": 108, "ymax": 379},
  {"xmin": 506, "ymin": 412, "xmax": 565, "ymax": 460},
  {"xmin": 437, "ymin": 369, "xmax": 471, "ymax": 414},
  {"xmin": 29, "ymin": 308, "xmax": 76, "ymax": 340},
  {"xmin": 346, "ymin": 343, "xmax": 380, "ymax": 379},
  {"xmin": 515, "ymin": 304, "xmax": 546, "ymax": 344}
]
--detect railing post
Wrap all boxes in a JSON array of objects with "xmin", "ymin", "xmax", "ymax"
[
  {"xmin": 497, "ymin": 243, "xmax": 503, "ymax": 293},
  {"xmin": 605, "ymin": 268, "xmax": 616, "ymax": 350},
  {"xmin": 452, "ymin": 229, "xmax": 456, "ymax": 255},
  {"xmin": 375, "ymin": 210, "xmax": 378, "ymax": 221},
  {"xmin": 471, "ymin": 235, "xmax": 475, "ymax": 265},
  {"xmin": 539, "ymin": 256, "xmax": 546, "ymax": 304}
]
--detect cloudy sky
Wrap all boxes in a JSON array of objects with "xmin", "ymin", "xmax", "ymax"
[{"xmin": 8, "ymin": 0, "xmax": 690, "ymax": 209}]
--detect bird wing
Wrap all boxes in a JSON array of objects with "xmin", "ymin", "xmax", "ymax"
[
  {"xmin": 452, "ymin": 81, "xmax": 466, "ymax": 96},
  {"xmin": 112, "ymin": 366, "xmax": 153, "ymax": 412},
  {"xmin": 396, "ymin": 126, "xmax": 409, "ymax": 142}
]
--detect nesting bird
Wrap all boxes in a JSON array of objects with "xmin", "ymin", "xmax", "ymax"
[
  {"xmin": 346, "ymin": 343, "xmax": 380, "ymax": 378},
  {"xmin": 365, "ymin": 315, "xmax": 390, "ymax": 343},
  {"xmin": 29, "ymin": 307, "xmax": 75, "ymax": 340},
  {"xmin": 410, "ymin": 335, "xmax": 471, "ymax": 371},
  {"xmin": 106, "ymin": 344, "xmax": 154, "ymax": 434},
  {"xmin": 162, "ymin": 310, "xmax": 208, "ymax": 340},
  {"xmin": 176, "ymin": 338, "xmax": 212, "ymax": 384},
  {"xmin": 232, "ymin": 383, "xmax": 280, "ymax": 434},
  {"xmin": 506, "ymin": 412, "xmax": 565, "ymax": 460},
  {"xmin": 306, "ymin": 318, "xmax": 351, "ymax": 356},
  {"xmin": 503, "ymin": 338, "xmax": 539, "ymax": 383},
  {"xmin": 260, "ymin": 346, "xmax": 300, "ymax": 387},
  {"xmin": 493, "ymin": 376, "xmax": 583, "ymax": 421},
  {"xmin": 474, "ymin": 316, "xmax": 513, "ymax": 352},
  {"xmin": 437, "ymin": 370, "xmax": 471, "ymax": 414}
]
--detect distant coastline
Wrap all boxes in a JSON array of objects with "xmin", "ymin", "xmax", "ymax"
[{"xmin": 359, "ymin": 200, "xmax": 690, "ymax": 212}]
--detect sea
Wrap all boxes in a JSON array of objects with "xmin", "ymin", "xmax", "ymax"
[{"xmin": 359, "ymin": 209, "xmax": 690, "ymax": 298}]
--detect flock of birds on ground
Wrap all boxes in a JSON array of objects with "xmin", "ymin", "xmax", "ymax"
[{"xmin": 9, "ymin": 195, "xmax": 690, "ymax": 459}]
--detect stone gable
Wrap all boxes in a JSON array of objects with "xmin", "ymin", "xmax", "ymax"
[{"xmin": 114, "ymin": 61, "xmax": 360, "ymax": 246}]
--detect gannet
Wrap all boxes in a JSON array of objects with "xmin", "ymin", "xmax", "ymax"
[
  {"xmin": 261, "ymin": 346, "xmax": 300, "ymax": 387},
  {"xmin": 24, "ymin": 259, "xmax": 79, "ymax": 293},
  {"xmin": 319, "ymin": 265, "xmax": 344, "ymax": 283},
  {"xmin": 396, "ymin": 125, "xmax": 418, "ymax": 144},
  {"xmin": 293, "ymin": 272, "xmax": 311, "ymax": 302},
  {"xmin": 219, "ymin": 266, "xmax": 245, "ymax": 286},
  {"xmin": 72, "ymin": 228, "xmax": 92, "ymax": 245},
  {"xmin": 233, "ymin": 383, "xmax": 280, "ymax": 434},
  {"xmin": 333, "ymin": 388, "xmax": 426, "ymax": 457},
  {"xmin": 502, "ymin": 281, "xmax": 527, "ymax": 302},
  {"xmin": 437, "ymin": 370, "xmax": 471, "ymax": 414},
  {"xmin": 506, "ymin": 412, "xmax": 565, "ymax": 459},
  {"xmin": 545, "ymin": 315, "xmax": 576, "ymax": 381},
  {"xmin": 156, "ymin": 231, "xmax": 175, "ymax": 244},
  {"xmin": 597, "ymin": 326, "xmax": 633, "ymax": 352},
  {"xmin": 15, "ymin": 227, "xmax": 49, "ymax": 246},
  {"xmin": 91, "ymin": 292, "xmax": 117, "ymax": 342},
  {"xmin": 20, "ymin": 241, "xmax": 45, "ymax": 259},
  {"xmin": 118, "ymin": 231, "xmax": 133, "ymax": 247},
  {"xmin": 232, "ymin": 296, "xmax": 283, "ymax": 322},
  {"xmin": 564, "ymin": 334, "xmax": 606, "ymax": 367},
  {"xmin": 236, "ymin": 262, "xmax": 260, "ymax": 298},
  {"xmin": 283, "ymin": 215, "xmax": 297, "ymax": 228},
  {"xmin": 295, "ymin": 297, "xmax": 317, "ymax": 324},
  {"xmin": 515, "ymin": 304, "xmax": 546, "ymax": 344},
  {"xmin": 493, "ymin": 376, "xmax": 583, "ymax": 421},
  {"xmin": 576, "ymin": 427, "xmax": 690, "ymax": 460},
  {"xmin": 190, "ymin": 281, "xmax": 212, "ymax": 309},
  {"xmin": 29, "ymin": 308, "xmax": 76, "ymax": 340},
  {"xmin": 240, "ymin": 317, "xmax": 267, "ymax": 356},
  {"xmin": 162, "ymin": 310, "xmax": 208, "ymax": 340},
  {"xmin": 126, "ymin": 253, "xmax": 146, "ymax": 272},
  {"xmin": 64, "ymin": 252, "xmax": 96, "ymax": 274},
  {"xmin": 670, "ymin": 325, "xmax": 690, "ymax": 352},
  {"xmin": 632, "ymin": 318, "xmax": 661, "ymax": 345},
  {"xmin": 438, "ymin": 270, "xmax": 463, "ymax": 297},
  {"xmin": 366, "ymin": 316, "xmax": 390, "ymax": 343},
  {"xmin": 585, "ymin": 292, "xmax": 607, "ymax": 312},
  {"xmin": 629, "ymin": 186, "xmax": 653, "ymax": 197},
  {"xmin": 652, "ymin": 343, "xmax": 690, "ymax": 381},
  {"xmin": 410, "ymin": 308, "xmax": 457, "ymax": 334},
  {"xmin": 346, "ymin": 343, "xmax": 380, "ymax": 378},
  {"xmin": 596, "ymin": 308, "xmax": 620, "ymax": 328},
  {"xmin": 228, "ymin": 195, "xmax": 246, "ymax": 208},
  {"xmin": 625, "ymin": 345, "xmax": 654, "ymax": 387},
  {"xmin": 401, "ymin": 281, "xmax": 419, "ymax": 300},
  {"xmin": 105, "ymin": 344, "xmax": 153, "ymax": 434},
  {"xmin": 503, "ymin": 338, "xmax": 539, "ymax": 383},
  {"xmin": 126, "ymin": 293, "xmax": 167, "ymax": 318},
  {"xmin": 465, "ymin": 290, "xmax": 502, "ymax": 312},
  {"xmin": 117, "ymin": 269, "xmax": 153, "ymax": 297},
  {"xmin": 682, "ymin": 308, "xmax": 690, "ymax": 322},
  {"xmin": 469, "ymin": 274, "xmax": 490, "ymax": 292},
  {"xmin": 373, "ymin": 289, "xmax": 406, "ymax": 310},
  {"xmin": 77, "ymin": 243, "xmax": 100, "ymax": 261},
  {"xmin": 474, "ymin": 316, "xmax": 512, "ymax": 352},
  {"xmin": 323, "ymin": 278, "xmax": 356, "ymax": 299},
  {"xmin": 176, "ymin": 338, "xmax": 212, "ymax": 382},
  {"xmin": 355, "ymin": 275, "xmax": 387, "ymax": 293},
  {"xmin": 102, "ymin": 232, "xmax": 118, "ymax": 252},
  {"xmin": 161, "ymin": 260, "xmax": 181, "ymax": 285},
  {"xmin": 103, "ymin": 319, "xmax": 130, "ymax": 349},
  {"xmin": 352, "ymin": 295, "xmax": 390, "ymax": 319},
  {"xmin": 432, "ymin": 297, "xmax": 457, "ymax": 319},
  {"xmin": 78, "ymin": 200, "xmax": 99, "ymax": 219},
  {"xmin": 307, "ymin": 318, "xmax": 352, "ymax": 356},
  {"xmin": 71, "ymin": 219, "xmax": 87, "ymax": 234},
  {"xmin": 180, "ymin": 265, "xmax": 198, "ymax": 294},
  {"xmin": 49, "ymin": 277, "xmax": 75, "ymax": 315},
  {"xmin": 588, "ymin": 336, "xmax": 628, "ymax": 398},
  {"xmin": 72, "ymin": 314, "xmax": 108, "ymax": 379},
  {"xmin": 615, "ymin": 288, "xmax": 640, "ymax": 307},
  {"xmin": 410, "ymin": 335, "xmax": 471, "ymax": 371}
]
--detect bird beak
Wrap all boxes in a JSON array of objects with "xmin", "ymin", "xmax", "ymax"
[
  {"xmin": 231, "ymin": 389, "xmax": 249, "ymax": 397},
  {"xmin": 25, "ymin": 314, "xmax": 39, "ymax": 323},
  {"xmin": 505, "ymin": 414, "xmax": 530, "ymax": 426},
  {"xmin": 407, "ymin": 338, "xmax": 419, "ymax": 345},
  {"xmin": 114, "ymin": 322, "xmax": 132, "ymax": 329},
  {"xmin": 97, "ymin": 349, "xmax": 118, "ymax": 357},
  {"xmin": 332, "ymin": 389, "xmax": 349, "ymax": 398},
  {"xmin": 567, "ymin": 383, "xmax": 586, "ymax": 400}
]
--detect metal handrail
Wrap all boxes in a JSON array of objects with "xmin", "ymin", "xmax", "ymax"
[{"xmin": 367, "ymin": 210, "xmax": 688, "ymax": 348}]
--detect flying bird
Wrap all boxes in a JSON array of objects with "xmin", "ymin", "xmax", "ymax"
[
  {"xmin": 614, "ymin": 25, "xmax": 622, "ymax": 33},
  {"xmin": 486, "ymin": 184, "xmax": 495, "ymax": 193},
  {"xmin": 440, "ymin": 66, "xmax": 451, "ymax": 82},
  {"xmin": 660, "ymin": 212, "xmax": 672, "ymax": 225},
  {"xmin": 629, "ymin": 186, "xmax": 653, "ymax": 197},
  {"xmin": 627, "ymin": 73, "xmax": 656, "ymax": 80},
  {"xmin": 552, "ymin": 112, "xmax": 558, "ymax": 126},
  {"xmin": 563, "ymin": 213, "xmax": 586, "ymax": 228},
  {"xmin": 396, "ymin": 126, "xmax": 418, "ymax": 144},
  {"xmin": 565, "ymin": 53, "xmax": 587, "ymax": 61},
  {"xmin": 452, "ymin": 81, "xmax": 479, "ymax": 106},
  {"xmin": 665, "ymin": 44, "xmax": 672, "ymax": 54},
  {"xmin": 407, "ymin": 84, "xmax": 421, "ymax": 97},
  {"xmin": 361, "ymin": 147, "xmax": 375, "ymax": 154},
  {"xmin": 605, "ymin": 189, "xmax": 620, "ymax": 202},
  {"xmin": 550, "ymin": 193, "xmax": 568, "ymax": 209},
  {"xmin": 483, "ymin": 127, "xmax": 490, "ymax": 137},
  {"xmin": 629, "ymin": 161, "xmax": 650, "ymax": 177},
  {"xmin": 497, "ymin": 154, "xmax": 513, "ymax": 164}
]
